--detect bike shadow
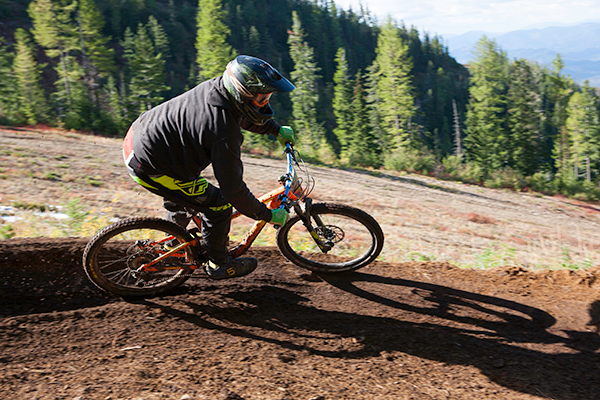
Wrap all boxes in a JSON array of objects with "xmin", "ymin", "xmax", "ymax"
[{"xmin": 142, "ymin": 271, "xmax": 600, "ymax": 400}]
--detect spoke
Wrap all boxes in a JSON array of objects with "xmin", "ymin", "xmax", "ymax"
[
  {"xmin": 114, "ymin": 269, "xmax": 133, "ymax": 285},
  {"xmin": 98, "ymin": 258, "xmax": 128, "ymax": 270},
  {"xmin": 103, "ymin": 269, "xmax": 130, "ymax": 278}
]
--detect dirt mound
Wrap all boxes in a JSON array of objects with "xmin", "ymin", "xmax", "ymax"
[{"xmin": 1, "ymin": 237, "xmax": 600, "ymax": 399}]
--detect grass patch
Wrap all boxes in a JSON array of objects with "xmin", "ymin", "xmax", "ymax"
[
  {"xmin": 0, "ymin": 224, "xmax": 16, "ymax": 239},
  {"xmin": 43, "ymin": 172, "xmax": 61, "ymax": 181},
  {"xmin": 560, "ymin": 248, "xmax": 594, "ymax": 270},
  {"xmin": 12, "ymin": 201, "xmax": 49, "ymax": 212},
  {"xmin": 86, "ymin": 176, "xmax": 103, "ymax": 186}
]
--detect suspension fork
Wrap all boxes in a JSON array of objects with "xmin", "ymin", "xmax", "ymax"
[{"xmin": 294, "ymin": 197, "xmax": 331, "ymax": 253}]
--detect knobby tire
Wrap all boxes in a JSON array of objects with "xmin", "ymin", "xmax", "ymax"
[
  {"xmin": 83, "ymin": 217, "xmax": 195, "ymax": 297},
  {"xmin": 276, "ymin": 203, "xmax": 384, "ymax": 273}
]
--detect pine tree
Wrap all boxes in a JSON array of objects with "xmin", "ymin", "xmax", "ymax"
[
  {"xmin": 105, "ymin": 75, "xmax": 125, "ymax": 132},
  {"xmin": 288, "ymin": 11, "xmax": 332, "ymax": 161},
  {"xmin": 565, "ymin": 84, "xmax": 600, "ymax": 181},
  {"xmin": 76, "ymin": 0, "xmax": 115, "ymax": 127},
  {"xmin": 77, "ymin": 0, "xmax": 114, "ymax": 76},
  {"xmin": 364, "ymin": 60, "xmax": 383, "ymax": 149},
  {"xmin": 549, "ymin": 55, "xmax": 572, "ymax": 135},
  {"xmin": 332, "ymin": 47, "xmax": 354, "ymax": 155},
  {"xmin": 247, "ymin": 26, "xmax": 261, "ymax": 57},
  {"xmin": 0, "ymin": 42, "xmax": 20, "ymax": 124},
  {"xmin": 548, "ymin": 55, "xmax": 576, "ymax": 179},
  {"xmin": 13, "ymin": 28, "xmax": 48, "ymax": 125},
  {"xmin": 373, "ymin": 17, "xmax": 415, "ymax": 149},
  {"xmin": 126, "ymin": 23, "xmax": 170, "ymax": 114},
  {"xmin": 507, "ymin": 59, "xmax": 542, "ymax": 175},
  {"xmin": 147, "ymin": 16, "xmax": 170, "ymax": 61},
  {"xmin": 195, "ymin": 0, "xmax": 236, "ymax": 82},
  {"xmin": 28, "ymin": 0, "xmax": 80, "ymax": 111},
  {"xmin": 347, "ymin": 70, "xmax": 380, "ymax": 167},
  {"xmin": 464, "ymin": 36, "xmax": 509, "ymax": 175}
]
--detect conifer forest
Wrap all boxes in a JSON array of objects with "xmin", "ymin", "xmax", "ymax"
[{"xmin": 1, "ymin": 0, "xmax": 600, "ymax": 200}]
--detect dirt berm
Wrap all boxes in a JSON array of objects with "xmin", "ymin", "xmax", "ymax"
[{"xmin": 1, "ymin": 237, "xmax": 599, "ymax": 399}]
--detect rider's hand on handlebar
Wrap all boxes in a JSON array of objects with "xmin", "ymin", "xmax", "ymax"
[
  {"xmin": 278, "ymin": 126, "xmax": 296, "ymax": 147},
  {"xmin": 270, "ymin": 208, "xmax": 289, "ymax": 227}
]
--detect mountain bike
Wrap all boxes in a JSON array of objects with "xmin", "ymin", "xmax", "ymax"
[{"xmin": 82, "ymin": 143, "xmax": 384, "ymax": 297}]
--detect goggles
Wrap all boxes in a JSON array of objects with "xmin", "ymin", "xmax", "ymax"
[{"xmin": 251, "ymin": 92, "xmax": 273, "ymax": 108}]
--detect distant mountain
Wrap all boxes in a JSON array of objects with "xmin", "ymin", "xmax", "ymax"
[{"xmin": 445, "ymin": 22, "xmax": 600, "ymax": 86}]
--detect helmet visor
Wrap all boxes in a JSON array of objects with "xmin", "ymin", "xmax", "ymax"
[{"xmin": 251, "ymin": 92, "xmax": 273, "ymax": 108}]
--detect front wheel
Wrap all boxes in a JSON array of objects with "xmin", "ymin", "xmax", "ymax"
[
  {"xmin": 276, "ymin": 203, "xmax": 384, "ymax": 273},
  {"xmin": 83, "ymin": 217, "xmax": 196, "ymax": 297}
]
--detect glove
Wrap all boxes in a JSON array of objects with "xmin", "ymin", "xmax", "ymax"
[
  {"xmin": 277, "ymin": 126, "xmax": 296, "ymax": 147},
  {"xmin": 270, "ymin": 208, "xmax": 289, "ymax": 227}
]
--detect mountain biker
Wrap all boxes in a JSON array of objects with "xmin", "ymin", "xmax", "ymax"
[{"xmin": 122, "ymin": 55, "xmax": 296, "ymax": 280}]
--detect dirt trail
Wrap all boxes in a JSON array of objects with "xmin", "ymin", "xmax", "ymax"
[
  {"xmin": 1, "ymin": 237, "xmax": 600, "ymax": 400},
  {"xmin": 1, "ymin": 127, "xmax": 600, "ymax": 399}
]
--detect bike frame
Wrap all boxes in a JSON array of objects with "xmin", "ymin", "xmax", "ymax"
[
  {"xmin": 227, "ymin": 143, "xmax": 302, "ymax": 257},
  {"xmin": 136, "ymin": 144, "xmax": 303, "ymax": 273}
]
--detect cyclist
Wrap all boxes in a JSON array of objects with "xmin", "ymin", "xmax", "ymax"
[{"xmin": 122, "ymin": 55, "xmax": 295, "ymax": 280}]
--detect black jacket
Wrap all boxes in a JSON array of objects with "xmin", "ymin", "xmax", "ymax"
[{"xmin": 130, "ymin": 76, "xmax": 279, "ymax": 221}]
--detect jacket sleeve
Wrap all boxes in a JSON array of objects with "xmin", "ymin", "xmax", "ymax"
[
  {"xmin": 210, "ymin": 128, "xmax": 272, "ymax": 222},
  {"xmin": 241, "ymin": 118, "xmax": 281, "ymax": 136}
]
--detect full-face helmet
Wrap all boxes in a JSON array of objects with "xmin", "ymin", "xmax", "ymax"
[{"xmin": 223, "ymin": 55, "xmax": 295, "ymax": 125}]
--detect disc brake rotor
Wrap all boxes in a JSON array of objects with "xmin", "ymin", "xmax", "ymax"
[{"xmin": 315, "ymin": 225, "xmax": 344, "ymax": 243}]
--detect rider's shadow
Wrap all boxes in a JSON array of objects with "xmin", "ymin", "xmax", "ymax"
[{"xmin": 145, "ymin": 272, "xmax": 600, "ymax": 400}]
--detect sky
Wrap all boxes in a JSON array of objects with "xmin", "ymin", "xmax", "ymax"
[{"xmin": 332, "ymin": 0, "xmax": 600, "ymax": 36}]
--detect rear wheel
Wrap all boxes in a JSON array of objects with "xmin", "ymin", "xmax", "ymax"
[
  {"xmin": 83, "ymin": 217, "xmax": 196, "ymax": 297},
  {"xmin": 276, "ymin": 203, "xmax": 384, "ymax": 273}
]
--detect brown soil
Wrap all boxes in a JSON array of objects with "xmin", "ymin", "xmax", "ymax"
[
  {"xmin": 1, "ymin": 238, "xmax": 600, "ymax": 400},
  {"xmin": 1, "ymin": 127, "xmax": 600, "ymax": 399}
]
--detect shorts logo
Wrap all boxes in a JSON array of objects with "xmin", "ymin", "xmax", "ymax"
[
  {"xmin": 210, "ymin": 204, "xmax": 232, "ymax": 212},
  {"xmin": 176, "ymin": 178, "xmax": 208, "ymax": 196}
]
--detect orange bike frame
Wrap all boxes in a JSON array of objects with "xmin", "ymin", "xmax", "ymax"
[
  {"xmin": 139, "ymin": 184, "xmax": 299, "ymax": 273},
  {"xmin": 218, "ymin": 184, "xmax": 300, "ymax": 258}
]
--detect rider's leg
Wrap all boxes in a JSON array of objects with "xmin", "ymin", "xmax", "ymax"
[
  {"xmin": 191, "ymin": 185, "xmax": 256, "ymax": 279},
  {"xmin": 166, "ymin": 210, "xmax": 192, "ymax": 229},
  {"xmin": 192, "ymin": 183, "xmax": 231, "ymax": 266},
  {"xmin": 125, "ymin": 166, "xmax": 256, "ymax": 279}
]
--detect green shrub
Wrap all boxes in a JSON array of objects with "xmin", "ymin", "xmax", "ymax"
[
  {"xmin": 484, "ymin": 167, "xmax": 527, "ymax": 190},
  {"xmin": 552, "ymin": 172, "xmax": 600, "ymax": 201},
  {"xmin": 384, "ymin": 146, "xmax": 436, "ymax": 174},
  {"xmin": 440, "ymin": 155, "xmax": 463, "ymax": 177},
  {"xmin": 0, "ymin": 224, "xmax": 15, "ymax": 239},
  {"xmin": 526, "ymin": 171, "xmax": 554, "ymax": 194},
  {"xmin": 56, "ymin": 198, "xmax": 89, "ymax": 236},
  {"xmin": 472, "ymin": 243, "xmax": 517, "ymax": 269},
  {"xmin": 439, "ymin": 156, "xmax": 484, "ymax": 184}
]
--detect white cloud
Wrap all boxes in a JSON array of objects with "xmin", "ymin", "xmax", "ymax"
[{"xmin": 333, "ymin": 0, "xmax": 600, "ymax": 35}]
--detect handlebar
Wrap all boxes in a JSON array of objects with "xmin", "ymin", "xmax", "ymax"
[{"xmin": 278, "ymin": 142, "xmax": 314, "ymax": 211}]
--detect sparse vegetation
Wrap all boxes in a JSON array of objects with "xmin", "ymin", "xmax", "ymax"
[
  {"xmin": 0, "ymin": 224, "xmax": 15, "ymax": 239},
  {"xmin": 56, "ymin": 198, "xmax": 89, "ymax": 236},
  {"xmin": 2, "ymin": 127, "xmax": 600, "ymax": 270},
  {"xmin": 85, "ymin": 176, "xmax": 103, "ymax": 187},
  {"xmin": 43, "ymin": 172, "xmax": 60, "ymax": 181}
]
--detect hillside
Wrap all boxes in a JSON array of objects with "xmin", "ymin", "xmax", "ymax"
[
  {"xmin": 2, "ymin": 126, "xmax": 600, "ymax": 269},
  {"xmin": 1, "ymin": 127, "xmax": 600, "ymax": 399}
]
